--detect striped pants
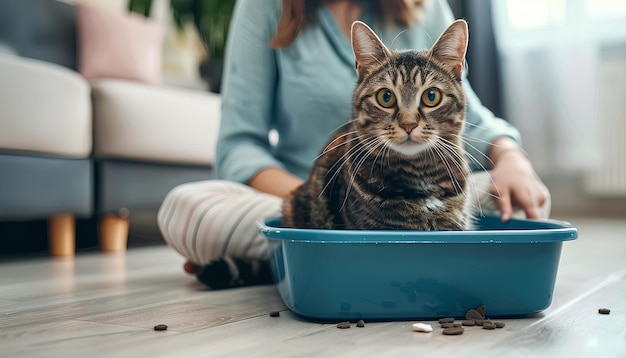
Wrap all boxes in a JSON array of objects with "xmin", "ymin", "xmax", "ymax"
[{"xmin": 157, "ymin": 172, "xmax": 551, "ymax": 266}]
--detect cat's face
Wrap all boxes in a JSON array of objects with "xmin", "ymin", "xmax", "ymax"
[{"xmin": 350, "ymin": 20, "xmax": 468, "ymax": 157}]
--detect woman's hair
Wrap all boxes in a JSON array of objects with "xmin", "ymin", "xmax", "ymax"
[{"xmin": 270, "ymin": 0, "xmax": 425, "ymax": 48}]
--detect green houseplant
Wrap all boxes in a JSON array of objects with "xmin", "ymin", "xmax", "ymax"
[{"xmin": 128, "ymin": 0, "xmax": 235, "ymax": 92}]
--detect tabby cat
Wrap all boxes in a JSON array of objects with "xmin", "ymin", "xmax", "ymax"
[{"xmin": 282, "ymin": 20, "xmax": 473, "ymax": 230}]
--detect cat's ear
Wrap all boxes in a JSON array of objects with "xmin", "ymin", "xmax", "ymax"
[
  {"xmin": 351, "ymin": 21, "xmax": 391, "ymax": 79},
  {"xmin": 428, "ymin": 19, "xmax": 468, "ymax": 80}
]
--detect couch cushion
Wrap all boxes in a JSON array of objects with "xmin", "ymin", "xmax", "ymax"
[
  {"xmin": 92, "ymin": 79, "xmax": 220, "ymax": 166},
  {"xmin": 0, "ymin": 55, "xmax": 92, "ymax": 158},
  {"xmin": 76, "ymin": 2, "xmax": 164, "ymax": 85},
  {"xmin": 0, "ymin": 0, "xmax": 77, "ymax": 70}
]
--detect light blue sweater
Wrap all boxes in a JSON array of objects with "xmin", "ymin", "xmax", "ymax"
[{"xmin": 217, "ymin": 0, "xmax": 521, "ymax": 183}]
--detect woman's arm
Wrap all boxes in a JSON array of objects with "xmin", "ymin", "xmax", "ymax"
[
  {"xmin": 216, "ymin": 0, "xmax": 286, "ymax": 186},
  {"xmin": 248, "ymin": 167, "xmax": 304, "ymax": 197}
]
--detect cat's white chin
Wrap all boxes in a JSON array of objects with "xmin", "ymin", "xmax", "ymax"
[{"xmin": 390, "ymin": 141, "xmax": 430, "ymax": 157}]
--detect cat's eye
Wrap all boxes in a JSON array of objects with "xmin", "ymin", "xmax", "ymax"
[
  {"xmin": 421, "ymin": 88, "xmax": 442, "ymax": 107},
  {"xmin": 376, "ymin": 89, "xmax": 397, "ymax": 108}
]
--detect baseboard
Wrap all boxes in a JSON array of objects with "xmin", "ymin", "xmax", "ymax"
[{"xmin": 543, "ymin": 173, "xmax": 626, "ymax": 219}]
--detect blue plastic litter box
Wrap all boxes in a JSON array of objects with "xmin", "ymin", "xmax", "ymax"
[{"xmin": 257, "ymin": 215, "xmax": 577, "ymax": 321}]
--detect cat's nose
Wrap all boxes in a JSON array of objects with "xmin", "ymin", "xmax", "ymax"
[{"xmin": 401, "ymin": 123, "xmax": 418, "ymax": 133}]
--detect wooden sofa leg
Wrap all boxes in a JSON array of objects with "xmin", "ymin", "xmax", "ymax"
[
  {"xmin": 48, "ymin": 214, "xmax": 75, "ymax": 257},
  {"xmin": 99, "ymin": 214, "xmax": 129, "ymax": 253}
]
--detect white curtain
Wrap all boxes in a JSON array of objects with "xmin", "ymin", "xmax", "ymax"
[{"xmin": 491, "ymin": 0, "xmax": 626, "ymax": 174}]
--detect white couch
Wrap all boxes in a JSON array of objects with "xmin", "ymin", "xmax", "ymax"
[{"xmin": 0, "ymin": 53, "xmax": 221, "ymax": 256}]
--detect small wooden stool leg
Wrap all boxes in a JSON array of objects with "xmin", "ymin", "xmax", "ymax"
[
  {"xmin": 99, "ymin": 214, "xmax": 129, "ymax": 253},
  {"xmin": 48, "ymin": 214, "xmax": 75, "ymax": 257}
]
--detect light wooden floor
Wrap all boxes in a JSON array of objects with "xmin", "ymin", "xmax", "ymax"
[{"xmin": 1, "ymin": 215, "xmax": 625, "ymax": 358}]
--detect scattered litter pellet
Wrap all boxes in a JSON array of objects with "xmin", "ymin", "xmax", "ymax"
[
  {"xmin": 356, "ymin": 319, "xmax": 365, "ymax": 327},
  {"xmin": 433, "ymin": 305, "xmax": 507, "ymax": 336},
  {"xmin": 598, "ymin": 308, "xmax": 611, "ymax": 315},
  {"xmin": 412, "ymin": 323, "xmax": 433, "ymax": 333},
  {"xmin": 465, "ymin": 309, "xmax": 483, "ymax": 320},
  {"xmin": 442, "ymin": 327, "xmax": 464, "ymax": 335},
  {"xmin": 153, "ymin": 324, "xmax": 168, "ymax": 331},
  {"xmin": 269, "ymin": 311, "xmax": 280, "ymax": 317},
  {"xmin": 336, "ymin": 321, "xmax": 351, "ymax": 329}
]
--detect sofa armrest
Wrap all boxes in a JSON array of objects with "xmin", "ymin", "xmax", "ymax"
[
  {"xmin": 0, "ymin": 55, "xmax": 91, "ymax": 157},
  {"xmin": 92, "ymin": 79, "xmax": 221, "ymax": 166}
]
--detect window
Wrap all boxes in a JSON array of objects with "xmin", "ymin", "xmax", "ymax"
[{"xmin": 505, "ymin": 0, "xmax": 566, "ymax": 31}]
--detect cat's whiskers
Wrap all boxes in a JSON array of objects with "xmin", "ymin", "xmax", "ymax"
[
  {"xmin": 340, "ymin": 136, "xmax": 386, "ymax": 211},
  {"xmin": 428, "ymin": 143, "xmax": 473, "ymax": 228},
  {"xmin": 314, "ymin": 118, "xmax": 357, "ymax": 152},
  {"xmin": 449, "ymin": 133, "xmax": 503, "ymax": 201},
  {"xmin": 450, "ymin": 133, "xmax": 497, "ymax": 170},
  {"xmin": 320, "ymin": 133, "xmax": 368, "ymax": 193},
  {"xmin": 440, "ymin": 138, "xmax": 483, "ymax": 220},
  {"xmin": 426, "ymin": 144, "xmax": 463, "ymax": 211},
  {"xmin": 464, "ymin": 121, "xmax": 502, "ymax": 133},
  {"xmin": 435, "ymin": 138, "xmax": 484, "ymax": 215},
  {"xmin": 460, "ymin": 124, "xmax": 515, "ymax": 167},
  {"xmin": 440, "ymin": 137, "xmax": 503, "ymax": 216},
  {"xmin": 369, "ymin": 137, "xmax": 390, "ymax": 181},
  {"xmin": 315, "ymin": 130, "xmax": 361, "ymax": 162},
  {"xmin": 428, "ymin": 138, "xmax": 466, "ymax": 196},
  {"xmin": 435, "ymin": 138, "xmax": 469, "ymax": 181},
  {"xmin": 382, "ymin": 138, "xmax": 394, "ymax": 178},
  {"xmin": 327, "ymin": 133, "xmax": 373, "ymax": 175},
  {"xmin": 431, "ymin": 141, "xmax": 479, "ymax": 224},
  {"xmin": 317, "ymin": 134, "xmax": 363, "ymax": 197},
  {"xmin": 320, "ymin": 135, "xmax": 379, "ymax": 199}
]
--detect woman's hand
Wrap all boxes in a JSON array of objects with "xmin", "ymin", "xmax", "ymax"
[{"xmin": 488, "ymin": 137, "xmax": 549, "ymax": 221}]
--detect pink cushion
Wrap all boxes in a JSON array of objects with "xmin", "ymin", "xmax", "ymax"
[{"xmin": 76, "ymin": 2, "xmax": 164, "ymax": 84}]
